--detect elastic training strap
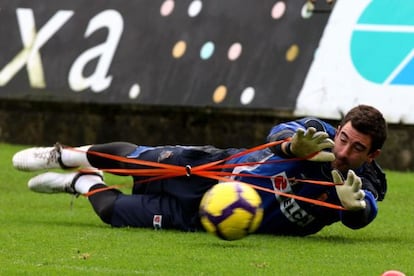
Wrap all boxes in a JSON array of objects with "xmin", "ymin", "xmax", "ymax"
[{"xmin": 66, "ymin": 140, "xmax": 344, "ymax": 210}]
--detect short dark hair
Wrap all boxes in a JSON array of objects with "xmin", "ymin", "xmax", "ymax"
[{"xmin": 340, "ymin": 105, "xmax": 387, "ymax": 153}]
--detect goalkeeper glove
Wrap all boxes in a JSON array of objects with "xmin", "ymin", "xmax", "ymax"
[
  {"xmin": 332, "ymin": 169, "xmax": 366, "ymax": 210},
  {"xmin": 289, "ymin": 127, "xmax": 335, "ymax": 162}
]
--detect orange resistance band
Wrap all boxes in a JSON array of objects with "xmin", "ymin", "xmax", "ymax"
[{"xmin": 68, "ymin": 141, "xmax": 344, "ymax": 210}]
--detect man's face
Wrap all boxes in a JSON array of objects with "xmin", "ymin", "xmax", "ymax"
[{"xmin": 331, "ymin": 121, "xmax": 380, "ymax": 173}]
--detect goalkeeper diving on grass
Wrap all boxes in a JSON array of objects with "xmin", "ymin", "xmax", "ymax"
[{"xmin": 12, "ymin": 105, "xmax": 387, "ymax": 236}]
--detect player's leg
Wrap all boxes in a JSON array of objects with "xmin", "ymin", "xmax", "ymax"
[
  {"xmin": 12, "ymin": 143, "xmax": 78, "ymax": 171},
  {"xmin": 28, "ymin": 170, "xmax": 122, "ymax": 225},
  {"xmin": 28, "ymin": 170, "xmax": 197, "ymax": 230},
  {"xmin": 12, "ymin": 142, "xmax": 139, "ymax": 171},
  {"xmin": 28, "ymin": 170, "xmax": 105, "ymax": 195}
]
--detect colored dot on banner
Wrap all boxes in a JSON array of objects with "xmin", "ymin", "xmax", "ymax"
[
  {"xmin": 188, "ymin": 0, "xmax": 203, "ymax": 17},
  {"xmin": 301, "ymin": 2, "xmax": 313, "ymax": 19},
  {"xmin": 129, "ymin": 83, "xmax": 141, "ymax": 99},
  {"xmin": 160, "ymin": 0, "xmax": 175, "ymax": 17},
  {"xmin": 213, "ymin": 85, "xmax": 227, "ymax": 103},
  {"xmin": 200, "ymin": 41, "xmax": 215, "ymax": 60},
  {"xmin": 228, "ymin": 42, "xmax": 242, "ymax": 61},
  {"xmin": 172, "ymin": 40, "xmax": 187, "ymax": 58},
  {"xmin": 240, "ymin": 87, "xmax": 255, "ymax": 105},
  {"xmin": 271, "ymin": 1, "xmax": 286, "ymax": 19},
  {"xmin": 286, "ymin": 44, "xmax": 299, "ymax": 62}
]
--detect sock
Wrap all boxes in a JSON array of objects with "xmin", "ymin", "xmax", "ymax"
[
  {"xmin": 61, "ymin": 146, "xmax": 92, "ymax": 168},
  {"xmin": 74, "ymin": 174, "xmax": 104, "ymax": 194}
]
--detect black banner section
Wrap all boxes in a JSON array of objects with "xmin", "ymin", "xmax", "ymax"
[{"xmin": 0, "ymin": 0, "xmax": 333, "ymax": 109}]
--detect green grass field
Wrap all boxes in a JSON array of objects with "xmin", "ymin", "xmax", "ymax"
[{"xmin": 1, "ymin": 143, "xmax": 412, "ymax": 275}]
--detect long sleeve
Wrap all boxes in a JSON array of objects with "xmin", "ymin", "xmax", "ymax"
[{"xmin": 340, "ymin": 190, "xmax": 378, "ymax": 229}]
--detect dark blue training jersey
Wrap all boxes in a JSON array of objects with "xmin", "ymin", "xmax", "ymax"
[{"xmin": 225, "ymin": 118, "xmax": 380, "ymax": 236}]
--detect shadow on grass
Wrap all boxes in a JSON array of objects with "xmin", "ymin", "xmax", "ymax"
[
  {"xmin": 17, "ymin": 217, "xmax": 106, "ymax": 229},
  {"xmin": 265, "ymin": 232, "xmax": 407, "ymax": 245},
  {"xmin": 307, "ymin": 234, "xmax": 403, "ymax": 243},
  {"xmin": 13, "ymin": 214, "xmax": 408, "ymax": 246}
]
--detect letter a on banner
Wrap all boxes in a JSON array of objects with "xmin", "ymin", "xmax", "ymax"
[{"xmin": 69, "ymin": 10, "xmax": 124, "ymax": 93}]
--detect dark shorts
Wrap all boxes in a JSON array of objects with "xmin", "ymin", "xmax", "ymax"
[{"xmin": 88, "ymin": 143, "xmax": 240, "ymax": 230}]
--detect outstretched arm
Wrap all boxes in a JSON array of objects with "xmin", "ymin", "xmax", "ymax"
[{"xmin": 332, "ymin": 169, "xmax": 378, "ymax": 229}]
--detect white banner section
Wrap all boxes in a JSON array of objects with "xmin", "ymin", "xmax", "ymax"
[{"xmin": 295, "ymin": 0, "xmax": 414, "ymax": 124}]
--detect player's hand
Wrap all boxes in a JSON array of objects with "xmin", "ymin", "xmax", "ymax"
[
  {"xmin": 290, "ymin": 127, "xmax": 335, "ymax": 162},
  {"xmin": 332, "ymin": 170, "xmax": 366, "ymax": 210}
]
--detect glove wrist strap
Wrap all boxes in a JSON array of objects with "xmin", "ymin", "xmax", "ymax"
[
  {"xmin": 285, "ymin": 142, "xmax": 293, "ymax": 156},
  {"xmin": 271, "ymin": 142, "xmax": 294, "ymax": 158}
]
